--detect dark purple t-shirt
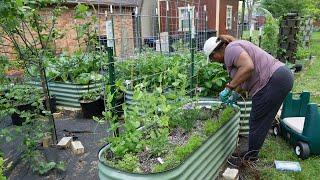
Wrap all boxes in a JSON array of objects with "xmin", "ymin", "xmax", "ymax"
[{"xmin": 224, "ymin": 40, "xmax": 284, "ymax": 97}]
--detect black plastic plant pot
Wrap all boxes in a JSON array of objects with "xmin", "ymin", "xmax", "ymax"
[
  {"xmin": 294, "ymin": 64, "xmax": 302, "ymax": 73},
  {"xmin": 80, "ymin": 98, "xmax": 105, "ymax": 119},
  {"xmin": 40, "ymin": 96, "xmax": 57, "ymax": 116},
  {"xmin": 11, "ymin": 103, "xmax": 34, "ymax": 126},
  {"xmin": 43, "ymin": 96, "xmax": 57, "ymax": 113}
]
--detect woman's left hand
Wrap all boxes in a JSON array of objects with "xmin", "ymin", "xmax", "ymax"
[{"xmin": 219, "ymin": 87, "xmax": 232, "ymax": 103}]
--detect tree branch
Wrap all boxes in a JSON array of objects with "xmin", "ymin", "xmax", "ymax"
[
  {"xmin": 14, "ymin": 27, "xmax": 38, "ymax": 56},
  {"xmin": 33, "ymin": 13, "xmax": 44, "ymax": 49},
  {"xmin": 22, "ymin": 21, "xmax": 39, "ymax": 48}
]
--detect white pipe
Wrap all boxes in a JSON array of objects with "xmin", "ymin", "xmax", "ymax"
[
  {"xmin": 166, "ymin": 0, "xmax": 169, "ymax": 11},
  {"xmin": 216, "ymin": 0, "xmax": 220, "ymax": 35},
  {"xmin": 110, "ymin": 5, "xmax": 113, "ymax": 14}
]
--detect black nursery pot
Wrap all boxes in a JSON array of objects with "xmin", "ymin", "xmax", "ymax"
[
  {"xmin": 43, "ymin": 96, "xmax": 57, "ymax": 113},
  {"xmin": 11, "ymin": 103, "xmax": 35, "ymax": 126},
  {"xmin": 80, "ymin": 98, "xmax": 105, "ymax": 119},
  {"xmin": 294, "ymin": 64, "xmax": 302, "ymax": 73}
]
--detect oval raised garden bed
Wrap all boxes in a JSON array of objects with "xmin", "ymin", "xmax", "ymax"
[
  {"xmin": 27, "ymin": 81, "xmax": 102, "ymax": 109},
  {"xmin": 237, "ymin": 100, "xmax": 252, "ymax": 136},
  {"xmin": 98, "ymin": 101, "xmax": 240, "ymax": 180}
]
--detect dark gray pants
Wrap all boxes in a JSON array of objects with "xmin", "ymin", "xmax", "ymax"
[{"xmin": 249, "ymin": 66, "xmax": 294, "ymax": 157}]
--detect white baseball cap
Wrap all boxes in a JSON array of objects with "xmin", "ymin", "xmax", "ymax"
[{"xmin": 203, "ymin": 37, "xmax": 221, "ymax": 62}]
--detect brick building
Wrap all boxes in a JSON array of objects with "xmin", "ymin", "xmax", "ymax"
[
  {"xmin": 57, "ymin": 0, "xmax": 140, "ymax": 57},
  {"xmin": 137, "ymin": 0, "xmax": 241, "ymax": 52},
  {"xmin": 156, "ymin": 0, "xmax": 241, "ymax": 37},
  {"xmin": 0, "ymin": 0, "xmax": 140, "ymax": 58}
]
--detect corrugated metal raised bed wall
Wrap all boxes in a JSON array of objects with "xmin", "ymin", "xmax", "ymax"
[
  {"xmin": 98, "ymin": 101, "xmax": 240, "ymax": 180},
  {"xmin": 28, "ymin": 81, "xmax": 102, "ymax": 109},
  {"xmin": 237, "ymin": 100, "xmax": 252, "ymax": 135}
]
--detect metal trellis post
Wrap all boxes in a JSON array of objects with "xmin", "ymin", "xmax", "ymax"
[
  {"xmin": 204, "ymin": 5, "xmax": 208, "ymax": 41},
  {"xmin": 241, "ymin": 0, "xmax": 245, "ymax": 39},
  {"xmin": 107, "ymin": 47, "xmax": 116, "ymax": 110},
  {"xmin": 188, "ymin": 6, "xmax": 194, "ymax": 98}
]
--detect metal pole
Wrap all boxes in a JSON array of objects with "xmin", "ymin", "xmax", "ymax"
[
  {"xmin": 188, "ymin": 6, "xmax": 194, "ymax": 98},
  {"xmin": 111, "ymin": 16, "xmax": 116, "ymax": 55},
  {"xmin": 156, "ymin": 2, "xmax": 162, "ymax": 54},
  {"xmin": 204, "ymin": 5, "xmax": 208, "ymax": 41},
  {"xmin": 195, "ymin": 12, "xmax": 198, "ymax": 51},
  {"xmin": 259, "ymin": 27, "xmax": 262, "ymax": 47},
  {"xmin": 43, "ymin": 67, "xmax": 58, "ymax": 144},
  {"xmin": 166, "ymin": 0, "xmax": 170, "ymax": 54},
  {"xmin": 241, "ymin": 0, "xmax": 245, "ymax": 39},
  {"xmin": 258, "ymin": 35, "xmax": 261, "ymax": 47},
  {"xmin": 107, "ymin": 47, "xmax": 116, "ymax": 110},
  {"xmin": 135, "ymin": 8, "xmax": 142, "ymax": 54}
]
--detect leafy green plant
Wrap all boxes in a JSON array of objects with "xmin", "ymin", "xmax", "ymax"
[
  {"xmin": 196, "ymin": 62, "xmax": 229, "ymax": 96},
  {"xmin": 115, "ymin": 51, "xmax": 193, "ymax": 91},
  {"xmin": 0, "ymin": 56, "xmax": 9, "ymax": 85},
  {"xmin": 169, "ymin": 109, "xmax": 200, "ymax": 132},
  {"xmin": 80, "ymin": 89, "xmax": 101, "ymax": 102},
  {"xmin": 0, "ymin": 0, "xmax": 66, "ymax": 145},
  {"xmin": 100, "ymin": 73, "xmax": 188, "ymax": 159},
  {"xmin": 6, "ymin": 85, "xmax": 43, "ymax": 106},
  {"xmin": 261, "ymin": 16, "xmax": 279, "ymax": 56},
  {"xmin": 74, "ymin": 3, "xmax": 98, "ymax": 52},
  {"xmin": 0, "ymin": 84, "xmax": 65, "ymax": 175},
  {"xmin": 144, "ymin": 128, "xmax": 169, "ymax": 156},
  {"xmin": 0, "ymin": 156, "xmax": 5, "ymax": 180},
  {"xmin": 22, "ymin": 149, "xmax": 65, "ymax": 175},
  {"xmin": 44, "ymin": 52, "xmax": 105, "ymax": 84}
]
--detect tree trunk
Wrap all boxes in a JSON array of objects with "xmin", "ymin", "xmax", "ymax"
[
  {"xmin": 246, "ymin": 0, "xmax": 257, "ymax": 31},
  {"xmin": 248, "ymin": 8, "xmax": 253, "ymax": 29}
]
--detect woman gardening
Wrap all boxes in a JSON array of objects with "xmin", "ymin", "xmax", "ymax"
[{"xmin": 203, "ymin": 35, "xmax": 294, "ymax": 167}]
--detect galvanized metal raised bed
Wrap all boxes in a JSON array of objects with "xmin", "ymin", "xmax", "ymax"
[
  {"xmin": 98, "ymin": 101, "xmax": 240, "ymax": 180},
  {"xmin": 28, "ymin": 81, "xmax": 102, "ymax": 109},
  {"xmin": 237, "ymin": 100, "xmax": 252, "ymax": 135}
]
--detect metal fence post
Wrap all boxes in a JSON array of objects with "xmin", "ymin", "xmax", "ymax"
[
  {"xmin": 204, "ymin": 5, "xmax": 208, "ymax": 41},
  {"xmin": 107, "ymin": 47, "xmax": 116, "ymax": 109},
  {"xmin": 241, "ymin": 0, "xmax": 246, "ymax": 39},
  {"xmin": 188, "ymin": 6, "xmax": 194, "ymax": 98}
]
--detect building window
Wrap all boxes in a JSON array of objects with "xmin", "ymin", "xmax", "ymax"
[
  {"xmin": 178, "ymin": 6, "xmax": 195, "ymax": 31},
  {"xmin": 226, "ymin": 5, "xmax": 233, "ymax": 30}
]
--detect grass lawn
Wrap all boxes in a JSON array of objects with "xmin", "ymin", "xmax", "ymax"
[
  {"xmin": 293, "ymin": 31, "xmax": 320, "ymax": 104},
  {"xmin": 250, "ymin": 31, "xmax": 320, "ymax": 179}
]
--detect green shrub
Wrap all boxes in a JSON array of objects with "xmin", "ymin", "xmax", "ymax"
[{"xmin": 261, "ymin": 16, "xmax": 279, "ymax": 56}]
